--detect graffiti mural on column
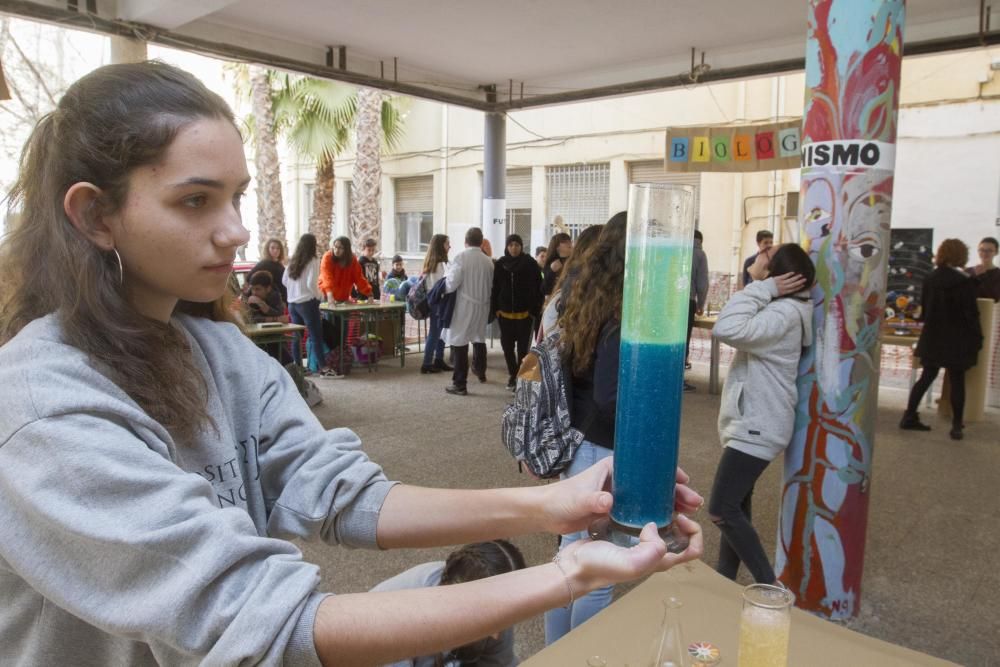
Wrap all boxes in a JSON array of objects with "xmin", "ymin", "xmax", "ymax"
[{"xmin": 775, "ymin": 0, "xmax": 904, "ymax": 620}]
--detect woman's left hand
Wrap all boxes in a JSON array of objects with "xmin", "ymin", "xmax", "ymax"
[{"xmin": 538, "ymin": 458, "xmax": 704, "ymax": 535}]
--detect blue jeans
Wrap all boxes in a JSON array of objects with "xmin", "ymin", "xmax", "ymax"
[
  {"xmin": 544, "ymin": 440, "xmax": 615, "ymax": 646},
  {"xmin": 422, "ymin": 311, "xmax": 446, "ymax": 367},
  {"xmin": 289, "ymin": 299, "xmax": 325, "ymax": 372}
]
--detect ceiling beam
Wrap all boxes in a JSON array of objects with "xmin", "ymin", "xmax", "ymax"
[
  {"xmin": 494, "ymin": 28, "xmax": 1000, "ymax": 111},
  {"xmin": 2, "ymin": 0, "xmax": 999, "ymax": 114},
  {"xmin": 116, "ymin": 0, "xmax": 239, "ymax": 31}
]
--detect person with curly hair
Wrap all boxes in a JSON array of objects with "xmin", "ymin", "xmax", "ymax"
[{"xmin": 544, "ymin": 212, "xmax": 629, "ymax": 644}]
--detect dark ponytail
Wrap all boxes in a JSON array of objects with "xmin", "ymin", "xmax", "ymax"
[{"xmin": 0, "ymin": 61, "xmax": 238, "ymax": 443}]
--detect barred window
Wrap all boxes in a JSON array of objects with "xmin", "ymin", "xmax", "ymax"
[{"xmin": 545, "ymin": 163, "xmax": 610, "ymax": 240}]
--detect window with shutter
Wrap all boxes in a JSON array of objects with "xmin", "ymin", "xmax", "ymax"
[{"xmin": 394, "ymin": 176, "xmax": 434, "ymax": 254}]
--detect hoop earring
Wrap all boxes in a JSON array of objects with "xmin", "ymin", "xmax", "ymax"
[{"xmin": 111, "ymin": 247, "xmax": 124, "ymax": 285}]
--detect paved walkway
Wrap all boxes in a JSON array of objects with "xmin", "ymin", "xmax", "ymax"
[{"xmin": 298, "ymin": 347, "xmax": 999, "ymax": 666}]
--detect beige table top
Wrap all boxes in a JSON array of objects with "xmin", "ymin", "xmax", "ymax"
[
  {"xmin": 244, "ymin": 322, "xmax": 305, "ymax": 338},
  {"xmin": 320, "ymin": 301, "xmax": 406, "ymax": 313},
  {"xmin": 524, "ymin": 560, "xmax": 955, "ymax": 667}
]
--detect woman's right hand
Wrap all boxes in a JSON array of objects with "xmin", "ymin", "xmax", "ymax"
[
  {"xmin": 773, "ymin": 272, "xmax": 807, "ymax": 296},
  {"xmin": 559, "ymin": 516, "xmax": 703, "ymax": 594}
]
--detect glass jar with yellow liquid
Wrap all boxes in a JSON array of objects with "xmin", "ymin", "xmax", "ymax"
[{"xmin": 738, "ymin": 583, "xmax": 794, "ymax": 667}]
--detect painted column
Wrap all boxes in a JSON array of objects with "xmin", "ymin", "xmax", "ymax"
[
  {"xmin": 482, "ymin": 111, "xmax": 506, "ymax": 257},
  {"xmin": 776, "ymin": 0, "xmax": 904, "ymax": 620}
]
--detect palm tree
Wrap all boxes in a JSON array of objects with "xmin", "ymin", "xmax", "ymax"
[
  {"xmin": 228, "ymin": 67, "xmax": 404, "ymax": 254},
  {"xmin": 272, "ymin": 76, "xmax": 356, "ymax": 252},
  {"xmin": 350, "ymin": 88, "xmax": 405, "ymax": 250},
  {"xmin": 247, "ymin": 66, "xmax": 286, "ymax": 253}
]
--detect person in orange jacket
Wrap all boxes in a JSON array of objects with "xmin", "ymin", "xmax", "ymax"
[{"xmin": 319, "ymin": 236, "xmax": 373, "ymax": 303}]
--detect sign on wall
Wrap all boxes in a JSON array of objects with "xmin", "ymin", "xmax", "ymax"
[{"xmin": 666, "ymin": 120, "xmax": 801, "ymax": 173}]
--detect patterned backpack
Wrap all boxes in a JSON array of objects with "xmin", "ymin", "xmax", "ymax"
[
  {"xmin": 406, "ymin": 274, "xmax": 431, "ymax": 320},
  {"xmin": 500, "ymin": 330, "xmax": 592, "ymax": 479}
]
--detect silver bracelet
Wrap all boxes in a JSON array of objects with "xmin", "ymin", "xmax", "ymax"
[{"xmin": 551, "ymin": 553, "xmax": 576, "ymax": 607}]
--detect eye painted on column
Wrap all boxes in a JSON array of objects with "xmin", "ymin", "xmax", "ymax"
[
  {"xmin": 805, "ymin": 207, "xmax": 832, "ymax": 236},
  {"xmin": 846, "ymin": 191, "xmax": 890, "ymax": 262},
  {"xmin": 848, "ymin": 232, "xmax": 881, "ymax": 261}
]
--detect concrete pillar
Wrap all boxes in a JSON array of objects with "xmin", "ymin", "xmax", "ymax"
[
  {"xmin": 110, "ymin": 36, "xmax": 147, "ymax": 64},
  {"xmin": 776, "ymin": 0, "xmax": 905, "ymax": 620},
  {"xmin": 530, "ymin": 166, "xmax": 547, "ymax": 251},
  {"xmin": 482, "ymin": 110, "xmax": 506, "ymax": 257},
  {"xmin": 608, "ymin": 158, "xmax": 629, "ymax": 215}
]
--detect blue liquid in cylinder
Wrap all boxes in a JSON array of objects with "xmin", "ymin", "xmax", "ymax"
[
  {"xmin": 611, "ymin": 237, "xmax": 692, "ymax": 530},
  {"xmin": 611, "ymin": 342, "xmax": 686, "ymax": 528}
]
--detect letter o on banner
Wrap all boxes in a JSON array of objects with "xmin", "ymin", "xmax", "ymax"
[{"xmin": 712, "ymin": 136, "xmax": 731, "ymax": 162}]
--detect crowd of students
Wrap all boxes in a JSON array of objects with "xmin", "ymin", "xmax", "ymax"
[
  {"xmin": 0, "ymin": 62, "xmax": 705, "ymax": 667},
  {"xmin": 1, "ymin": 60, "xmax": 995, "ymax": 666}
]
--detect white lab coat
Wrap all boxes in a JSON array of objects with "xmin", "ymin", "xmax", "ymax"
[{"xmin": 443, "ymin": 247, "xmax": 494, "ymax": 347}]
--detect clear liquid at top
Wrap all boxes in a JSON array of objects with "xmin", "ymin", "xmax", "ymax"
[{"xmin": 621, "ymin": 239, "xmax": 693, "ymax": 345}]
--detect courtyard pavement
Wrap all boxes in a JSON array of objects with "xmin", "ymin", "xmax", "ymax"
[{"xmin": 296, "ymin": 341, "xmax": 999, "ymax": 667}]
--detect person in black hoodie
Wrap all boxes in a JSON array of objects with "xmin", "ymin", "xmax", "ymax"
[
  {"xmin": 901, "ymin": 238, "xmax": 983, "ymax": 440},
  {"xmin": 491, "ymin": 234, "xmax": 543, "ymax": 389}
]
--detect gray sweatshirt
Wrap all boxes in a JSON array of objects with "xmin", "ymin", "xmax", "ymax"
[
  {"xmin": 712, "ymin": 279, "xmax": 813, "ymax": 461},
  {"xmin": 0, "ymin": 313, "xmax": 397, "ymax": 667}
]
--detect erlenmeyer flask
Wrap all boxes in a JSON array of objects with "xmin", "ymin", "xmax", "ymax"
[{"xmin": 649, "ymin": 596, "xmax": 686, "ymax": 667}]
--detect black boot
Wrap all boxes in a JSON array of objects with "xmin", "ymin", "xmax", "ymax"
[
  {"xmin": 899, "ymin": 411, "xmax": 931, "ymax": 431},
  {"xmin": 949, "ymin": 425, "xmax": 964, "ymax": 440},
  {"xmin": 420, "ymin": 365, "xmax": 441, "ymax": 374},
  {"xmin": 433, "ymin": 358, "xmax": 453, "ymax": 371}
]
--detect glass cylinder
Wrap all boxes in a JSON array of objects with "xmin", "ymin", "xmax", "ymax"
[
  {"xmin": 737, "ymin": 584, "xmax": 794, "ymax": 667},
  {"xmin": 605, "ymin": 183, "xmax": 695, "ymax": 548}
]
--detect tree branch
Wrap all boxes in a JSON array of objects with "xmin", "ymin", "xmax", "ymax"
[{"xmin": 4, "ymin": 28, "xmax": 58, "ymax": 107}]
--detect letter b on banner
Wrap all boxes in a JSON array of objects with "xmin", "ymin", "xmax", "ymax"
[{"xmin": 670, "ymin": 138, "xmax": 689, "ymax": 162}]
